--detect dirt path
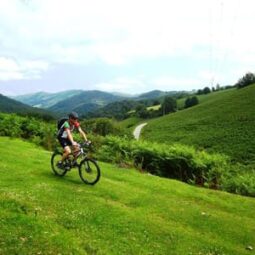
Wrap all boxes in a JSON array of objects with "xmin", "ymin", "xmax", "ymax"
[{"xmin": 133, "ymin": 123, "xmax": 147, "ymax": 140}]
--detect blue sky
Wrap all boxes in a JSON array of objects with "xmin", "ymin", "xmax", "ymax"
[{"xmin": 0, "ymin": 0, "xmax": 254, "ymax": 95}]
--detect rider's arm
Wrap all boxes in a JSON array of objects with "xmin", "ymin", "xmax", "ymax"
[
  {"xmin": 66, "ymin": 128, "xmax": 76, "ymax": 145},
  {"xmin": 78, "ymin": 126, "xmax": 88, "ymax": 141}
]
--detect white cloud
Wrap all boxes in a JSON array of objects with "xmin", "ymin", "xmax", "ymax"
[
  {"xmin": 95, "ymin": 77, "xmax": 147, "ymax": 93},
  {"xmin": 0, "ymin": 57, "xmax": 49, "ymax": 81},
  {"xmin": 0, "ymin": 0, "xmax": 255, "ymax": 89},
  {"xmin": 1, "ymin": 0, "xmax": 250, "ymax": 64}
]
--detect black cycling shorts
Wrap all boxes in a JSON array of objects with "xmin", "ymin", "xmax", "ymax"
[{"xmin": 58, "ymin": 137, "xmax": 72, "ymax": 148}]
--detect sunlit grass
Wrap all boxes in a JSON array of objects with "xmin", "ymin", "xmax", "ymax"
[
  {"xmin": 0, "ymin": 137, "xmax": 255, "ymax": 254},
  {"xmin": 143, "ymin": 85, "xmax": 255, "ymax": 165}
]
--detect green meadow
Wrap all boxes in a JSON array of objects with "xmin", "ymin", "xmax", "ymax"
[
  {"xmin": 142, "ymin": 85, "xmax": 255, "ymax": 166},
  {"xmin": 0, "ymin": 137, "xmax": 255, "ymax": 254}
]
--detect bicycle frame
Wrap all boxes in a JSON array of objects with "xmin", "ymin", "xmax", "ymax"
[{"xmin": 62, "ymin": 143, "xmax": 89, "ymax": 169}]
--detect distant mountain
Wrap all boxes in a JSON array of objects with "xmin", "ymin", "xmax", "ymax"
[
  {"xmin": 137, "ymin": 90, "xmax": 189, "ymax": 100},
  {"xmin": 48, "ymin": 90, "xmax": 125, "ymax": 114},
  {"xmin": 13, "ymin": 90, "xmax": 84, "ymax": 108},
  {"xmin": 111, "ymin": 92, "xmax": 134, "ymax": 98},
  {"xmin": 0, "ymin": 94, "xmax": 55, "ymax": 120},
  {"xmin": 12, "ymin": 89, "xmax": 190, "ymax": 117},
  {"xmin": 73, "ymin": 103, "xmax": 101, "ymax": 115},
  {"xmin": 137, "ymin": 90, "xmax": 168, "ymax": 100}
]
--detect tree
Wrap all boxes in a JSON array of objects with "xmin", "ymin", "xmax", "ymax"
[
  {"xmin": 235, "ymin": 72, "xmax": 255, "ymax": 88},
  {"xmin": 135, "ymin": 104, "xmax": 149, "ymax": 118},
  {"xmin": 152, "ymin": 99, "xmax": 160, "ymax": 106},
  {"xmin": 161, "ymin": 96, "xmax": 177, "ymax": 115},
  {"xmin": 196, "ymin": 89, "xmax": 203, "ymax": 95},
  {"xmin": 185, "ymin": 96, "xmax": 199, "ymax": 108},
  {"xmin": 203, "ymin": 87, "xmax": 211, "ymax": 94}
]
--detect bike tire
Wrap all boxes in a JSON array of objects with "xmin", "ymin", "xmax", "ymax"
[
  {"xmin": 79, "ymin": 158, "xmax": 100, "ymax": 185},
  {"xmin": 51, "ymin": 152, "xmax": 68, "ymax": 177}
]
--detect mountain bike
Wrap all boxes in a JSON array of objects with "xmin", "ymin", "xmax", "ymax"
[{"xmin": 51, "ymin": 142, "xmax": 100, "ymax": 185}]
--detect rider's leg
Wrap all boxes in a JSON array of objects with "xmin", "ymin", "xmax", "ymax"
[
  {"xmin": 72, "ymin": 145, "xmax": 80, "ymax": 160},
  {"xmin": 62, "ymin": 146, "xmax": 71, "ymax": 162}
]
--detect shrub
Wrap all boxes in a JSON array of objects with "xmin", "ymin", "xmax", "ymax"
[
  {"xmin": 184, "ymin": 96, "xmax": 199, "ymax": 108},
  {"xmin": 81, "ymin": 118, "xmax": 131, "ymax": 138},
  {"xmin": 0, "ymin": 113, "xmax": 56, "ymax": 150},
  {"xmin": 221, "ymin": 165, "xmax": 255, "ymax": 197},
  {"xmin": 96, "ymin": 136, "xmax": 228, "ymax": 187}
]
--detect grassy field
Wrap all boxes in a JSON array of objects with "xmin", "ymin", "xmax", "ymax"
[
  {"xmin": 147, "ymin": 105, "xmax": 161, "ymax": 111},
  {"xmin": 117, "ymin": 117, "xmax": 142, "ymax": 131},
  {"xmin": 142, "ymin": 85, "xmax": 255, "ymax": 165},
  {"xmin": 0, "ymin": 137, "xmax": 255, "ymax": 254}
]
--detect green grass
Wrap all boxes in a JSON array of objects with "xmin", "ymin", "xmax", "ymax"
[
  {"xmin": 177, "ymin": 89, "xmax": 234, "ymax": 110},
  {"xmin": 147, "ymin": 105, "xmax": 161, "ymax": 111},
  {"xmin": 117, "ymin": 117, "xmax": 142, "ymax": 131},
  {"xmin": 143, "ymin": 85, "xmax": 255, "ymax": 165},
  {"xmin": 1, "ymin": 137, "xmax": 255, "ymax": 254}
]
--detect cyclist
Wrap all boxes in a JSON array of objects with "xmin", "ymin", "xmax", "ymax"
[{"xmin": 57, "ymin": 111, "xmax": 89, "ymax": 169}]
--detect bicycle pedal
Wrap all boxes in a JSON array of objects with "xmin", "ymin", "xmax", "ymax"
[{"xmin": 64, "ymin": 165, "xmax": 71, "ymax": 171}]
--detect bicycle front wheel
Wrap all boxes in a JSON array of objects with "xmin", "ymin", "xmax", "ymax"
[
  {"xmin": 51, "ymin": 152, "xmax": 68, "ymax": 177},
  {"xmin": 79, "ymin": 158, "xmax": 100, "ymax": 185}
]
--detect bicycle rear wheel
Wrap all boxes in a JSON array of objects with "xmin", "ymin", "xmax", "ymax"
[
  {"xmin": 51, "ymin": 152, "xmax": 68, "ymax": 176},
  {"xmin": 79, "ymin": 158, "xmax": 100, "ymax": 185}
]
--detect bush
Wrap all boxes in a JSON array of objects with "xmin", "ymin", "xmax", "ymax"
[
  {"xmin": 0, "ymin": 113, "xmax": 57, "ymax": 150},
  {"xmin": 96, "ymin": 136, "xmax": 228, "ymax": 187},
  {"xmin": 221, "ymin": 165, "xmax": 255, "ymax": 197},
  {"xmin": 184, "ymin": 96, "xmax": 199, "ymax": 108},
  {"xmin": 81, "ymin": 118, "xmax": 131, "ymax": 138}
]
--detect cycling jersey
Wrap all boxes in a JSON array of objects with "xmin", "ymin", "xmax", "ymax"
[{"xmin": 59, "ymin": 120, "xmax": 80, "ymax": 139}]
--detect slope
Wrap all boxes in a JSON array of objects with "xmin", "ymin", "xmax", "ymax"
[
  {"xmin": 48, "ymin": 90, "xmax": 125, "ymax": 115},
  {"xmin": 137, "ymin": 90, "xmax": 188, "ymax": 100},
  {"xmin": 142, "ymin": 85, "xmax": 255, "ymax": 164},
  {"xmin": 13, "ymin": 90, "xmax": 84, "ymax": 108},
  {"xmin": 0, "ymin": 137, "xmax": 254, "ymax": 255},
  {"xmin": 0, "ymin": 94, "xmax": 55, "ymax": 120}
]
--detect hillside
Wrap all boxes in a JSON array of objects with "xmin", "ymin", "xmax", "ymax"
[
  {"xmin": 48, "ymin": 90, "xmax": 125, "ymax": 114},
  {"xmin": 13, "ymin": 89, "xmax": 190, "ymax": 117},
  {"xmin": 137, "ymin": 90, "xmax": 188, "ymax": 100},
  {"xmin": 0, "ymin": 94, "xmax": 55, "ymax": 120},
  {"xmin": 0, "ymin": 137, "xmax": 255, "ymax": 254},
  {"xmin": 142, "ymin": 85, "xmax": 255, "ymax": 164},
  {"xmin": 86, "ymin": 99, "xmax": 141, "ymax": 119},
  {"xmin": 13, "ymin": 90, "xmax": 83, "ymax": 108}
]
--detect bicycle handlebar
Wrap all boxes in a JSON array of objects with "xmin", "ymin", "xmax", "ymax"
[{"xmin": 79, "ymin": 141, "xmax": 92, "ymax": 147}]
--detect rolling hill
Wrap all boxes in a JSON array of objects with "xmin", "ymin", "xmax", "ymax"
[
  {"xmin": 13, "ymin": 89, "xmax": 189, "ymax": 117},
  {"xmin": 47, "ymin": 90, "xmax": 125, "ymax": 114},
  {"xmin": 13, "ymin": 90, "xmax": 84, "ymax": 108},
  {"xmin": 142, "ymin": 85, "xmax": 255, "ymax": 164},
  {"xmin": 0, "ymin": 137, "xmax": 255, "ymax": 254},
  {"xmin": 86, "ymin": 99, "xmax": 141, "ymax": 119},
  {"xmin": 137, "ymin": 90, "xmax": 188, "ymax": 100},
  {"xmin": 0, "ymin": 94, "xmax": 55, "ymax": 119}
]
